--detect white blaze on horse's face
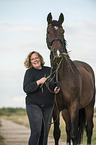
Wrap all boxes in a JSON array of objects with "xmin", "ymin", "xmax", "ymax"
[
  {"xmin": 54, "ymin": 26, "xmax": 58, "ymax": 30},
  {"xmin": 57, "ymin": 50, "xmax": 60, "ymax": 57}
]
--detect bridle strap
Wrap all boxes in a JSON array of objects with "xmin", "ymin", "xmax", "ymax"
[
  {"xmin": 55, "ymin": 58, "xmax": 63, "ymax": 82},
  {"xmin": 48, "ymin": 38, "xmax": 64, "ymax": 50},
  {"xmin": 50, "ymin": 38, "xmax": 63, "ymax": 47}
]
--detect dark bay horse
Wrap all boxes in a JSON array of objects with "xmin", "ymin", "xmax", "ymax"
[{"xmin": 46, "ymin": 13, "xmax": 95, "ymax": 145}]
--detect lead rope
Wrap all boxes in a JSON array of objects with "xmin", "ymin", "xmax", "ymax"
[
  {"xmin": 40, "ymin": 58, "xmax": 63, "ymax": 125},
  {"xmin": 46, "ymin": 60, "xmax": 63, "ymax": 125},
  {"xmin": 49, "ymin": 60, "xmax": 63, "ymax": 124}
]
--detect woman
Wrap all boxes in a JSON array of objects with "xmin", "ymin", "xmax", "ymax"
[{"xmin": 23, "ymin": 51, "xmax": 60, "ymax": 145}]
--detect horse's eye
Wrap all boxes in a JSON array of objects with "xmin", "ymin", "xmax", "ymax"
[
  {"xmin": 63, "ymin": 29, "xmax": 64, "ymax": 34},
  {"xmin": 63, "ymin": 30, "xmax": 65, "ymax": 33},
  {"xmin": 47, "ymin": 31, "xmax": 50, "ymax": 34}
]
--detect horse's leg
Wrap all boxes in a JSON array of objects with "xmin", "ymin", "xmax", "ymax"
[
  {"xmin": 69, "ymin": 101, "xmax": 79, "ymax": 145},
  {"xmin": 62, "ymin": 110, "xmax": 71, "ymax": 145},
  {"xmin": 85, "ymin": 101, "xmax": 94, "ymax": 145},
  {"xmin": 53, "ymin": 108, "xmax": 61, "ymax": 145}
]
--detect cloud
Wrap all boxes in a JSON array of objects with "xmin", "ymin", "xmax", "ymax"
[
  {"xmin": 64, "ymin": 21, "xmax": 96, "ymax": 51},
  {"xmin": 0, "ymin": 25, "xmax": 45, "ymax": 33},
  {"xmin": 13, "ymin": 96, "xmax": 25, "ymax": 102},
  {"xmin": 0, "ymin": 20, "xmax": 35, "ymax": 26},
  {"xmin": 65, "ymin": 21, "xmax": 96, "ymax": 37},
  {"xmin": 0, "ymin": 96, "xmax": 25, "ymax": 108}
]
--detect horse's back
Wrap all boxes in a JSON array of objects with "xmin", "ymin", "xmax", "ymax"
[{"xmin": 73, "ymin": 60, "xmax": 95, "ymax": 109}]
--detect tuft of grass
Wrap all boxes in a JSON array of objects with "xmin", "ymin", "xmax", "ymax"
[
  {"xmin": 0, "ymin": 136, "xmax": 5, "ymax": 145},
  {"xmin": 0, "ymin": 120, "xmax": 5, "ymax": 145}
]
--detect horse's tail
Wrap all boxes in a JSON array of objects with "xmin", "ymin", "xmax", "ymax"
[{"xmin": 77, "ymin": 108, "xmax": 86, "ymax": 144}]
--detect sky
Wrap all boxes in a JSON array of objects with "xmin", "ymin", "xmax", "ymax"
[{"xmin": 0, "ymin": 0, "xmax": 96, "ymax": 108}]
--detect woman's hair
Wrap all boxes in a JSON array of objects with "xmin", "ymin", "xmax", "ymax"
[{"xmin": 24, "ymin": 51, "xmax": 45, "ymax": 68}]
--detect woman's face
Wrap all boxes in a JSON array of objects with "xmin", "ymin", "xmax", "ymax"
[{"xmin": 30, "ymin": 53, "xmax": 42, "ymax": 69}]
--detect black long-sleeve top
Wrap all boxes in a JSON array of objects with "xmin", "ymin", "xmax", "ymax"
[{"xmin": 23, "ymin": 66, "xmax": 55, "ymax": 108}]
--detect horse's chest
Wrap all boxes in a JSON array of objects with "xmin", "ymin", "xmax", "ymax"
[{"xmin": 59, "ymin": 80, "xmax": 80, "ymax": 102}]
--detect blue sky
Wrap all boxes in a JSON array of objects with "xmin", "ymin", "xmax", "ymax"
[{"xmin": 0, "ymin": 0, "xmax": 96, "ymax": 108}]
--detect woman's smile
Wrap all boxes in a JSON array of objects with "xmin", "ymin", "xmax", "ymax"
[{"xmin": 31, "ymin": 53, "xmax": 42, "ymax": 69}]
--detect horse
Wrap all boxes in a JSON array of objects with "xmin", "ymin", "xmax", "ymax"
[{"xmin": 46, "ymin": 12, "xmax": 95, "ymax": 145}]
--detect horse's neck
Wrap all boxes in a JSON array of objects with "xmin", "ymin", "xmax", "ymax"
[
  {"xmin": 63, "ymin": 39, "xmax": 70, "ymax": 57},
  {"xmin": 60, "ymin": 56, "xmax": 74, "ymax": 74}
]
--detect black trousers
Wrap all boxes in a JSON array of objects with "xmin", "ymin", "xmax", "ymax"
[{"xmin": 26, "ymin": 104, "xmax": 52, "ymax": 145}]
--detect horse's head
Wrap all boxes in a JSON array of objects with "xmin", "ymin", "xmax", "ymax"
[{"xmin": 46, "ymin": 12, "xmax": 67, "ymax": 59}]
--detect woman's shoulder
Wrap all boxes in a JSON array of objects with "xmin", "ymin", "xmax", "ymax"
[{"xmin": 25, "ymin": 67, "xmax": 34, "ymax": 73}]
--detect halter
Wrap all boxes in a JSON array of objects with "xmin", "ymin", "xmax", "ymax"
[
  {"xmin": 50, "ymin": 38, "xmax": 64, "ymax": 49},
  {"xmin": 47, "ymin": 23, "xmax": 64, "ymax": 50}
]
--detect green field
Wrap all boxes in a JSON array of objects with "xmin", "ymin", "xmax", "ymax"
[
  {"xmin": 0, "ymin": 120, "xmax": 5, "ymax": 145},
  {"xmin": 0, "ymin": 107, "xmax": 96, "ymax": 144}
]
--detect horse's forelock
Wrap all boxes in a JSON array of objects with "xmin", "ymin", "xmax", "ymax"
[{"xmin": 51, "ymin": 20, "xmax": 61, "ymax": 27}]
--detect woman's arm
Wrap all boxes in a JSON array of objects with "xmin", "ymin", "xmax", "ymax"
[
  {"xmin": 23, "ymin": 69, "xmax": 47, "ymax": 93},
  {"xmin": 23, "ymin": 70, "xmax": 38, "ymax": 93}
]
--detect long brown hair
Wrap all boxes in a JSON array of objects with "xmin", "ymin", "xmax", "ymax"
[{"xmin": 24, "ymin": 51, "xmax": 45, "ymax": 68}]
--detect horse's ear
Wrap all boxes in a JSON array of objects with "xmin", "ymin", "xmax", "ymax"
[
  {"xmin": 58, "ymin": 13, "xmax": 64, "ymax": 24},
  {"xmin": 47, "ymin": 12, "xmax": 52, "ymax": 24}
]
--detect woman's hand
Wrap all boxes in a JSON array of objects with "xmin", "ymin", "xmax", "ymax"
[
  {"xmin": 36, "ymin": 77, "xmax": 47, "ymax": 86},
  {"xmin": 54, "ymin": 86, "xmax": 60, "ymax": 94}
]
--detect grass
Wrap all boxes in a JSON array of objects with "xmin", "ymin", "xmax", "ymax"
[
  {"xmin": 0, "ymin": 107, "xmax": 96, "ymax": 144},
  {"xmin": 0, "ymin": 107, "xmax": 29, "ymax": 127},
  {"xmin": 0, "ymin": 136, "xmax": 5, "ymax": 144},
  {"xmin": 0, "ymin": 120, "xmax": 5, "ymax": 145},
  {"xmin": 0, "ymin": 107, "xmax": 26, "ymax": 116}
]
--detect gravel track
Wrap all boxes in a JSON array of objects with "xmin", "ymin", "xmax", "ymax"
[{"xmin": 0, "ymin": 118, "xmax": 65, "ymax": 145}]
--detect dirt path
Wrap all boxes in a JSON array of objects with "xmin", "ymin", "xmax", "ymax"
[{"xmin": 0, "ymin": 118, "xmax": 65, "ymax": 145}]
